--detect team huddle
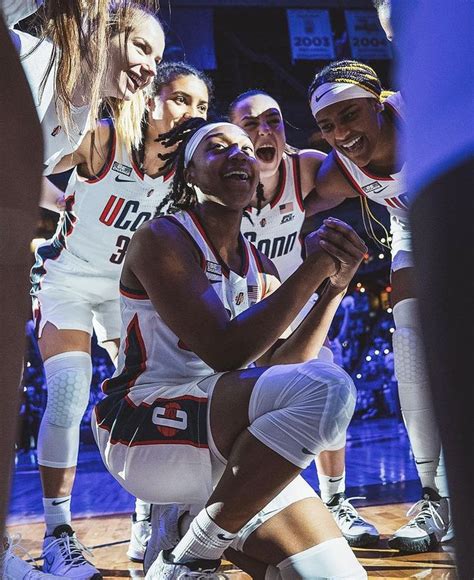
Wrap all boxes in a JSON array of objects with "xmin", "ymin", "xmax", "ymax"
[{"xmin": 1, "ymin": 1, "xmax": 453, "ymax": 579}]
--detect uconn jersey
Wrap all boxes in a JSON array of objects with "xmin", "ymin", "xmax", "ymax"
[
  {"xmin": 332, "ymin": 92, "xmax": 408, "ymax": 219},
  {"xmin": 32, "ymin": 121, "xmax": 172, "ymax": 289},
  {"xmin": 242, "ymin": 153, "xmax": 305, "ymax": 281},
  {"xmin": 104, "ymin": 209, "xmax": 267, "ymax": 401}
]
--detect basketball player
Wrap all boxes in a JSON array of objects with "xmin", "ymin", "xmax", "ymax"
[
  {"xmin": 1, "ymin": 2, "xmax": 163, "ymax": 578},
  {"xmin": 229, "ymin": 90, "xmax": 380, "ymax": 548},
  {"xmin": 307, "ymin": 60, "xmax": 451, "ymax": 553},
  {"xmin": 92, "ymin": 118, "xmax": 368, "ymax": 579},
  {"xmin": 31, "ymin": 62, "xmax": 211, "ymax": 577}
]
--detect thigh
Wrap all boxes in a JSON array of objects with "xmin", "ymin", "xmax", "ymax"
[
  {"xmin": 207, "ymin": 366, "xmax": 269, "ymax": 461},
  {"xmin": 38, "ymin": 322, "xmax": 91, "ymax": 361}
]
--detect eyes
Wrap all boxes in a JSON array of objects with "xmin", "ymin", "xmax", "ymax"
[
  {"xmin": 208, "ymin": 142, "xmax": 255, "ymax": 156},
  {"xmin": 173, "ymin": 95, "xmax": 208, "ymax": 114},
  {"xmin": 243, "ymin": 117, "xmax": 281, "ymax": 130},
  {"xmin": 133, "ymin": 40, "xmax": 161, "ymax": 66},
  {"xmin": 318, "ymin": 110, "xmax": 358, "ymax": 134}
]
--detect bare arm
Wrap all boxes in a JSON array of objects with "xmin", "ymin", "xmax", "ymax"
[
  {"xmin": 122, "ymin": 218, "xmax": 339, "ymax": 372},
  {"xmin": 302, "ymin": 152, "xmax": 359, "ymax": 217},
  {"xmin": 39, "ymin": 177, "xmax": 65, "ymax": 213},
  {"xmin": 50, "ymin": 120, "xmax": 112, "ymax": 177},
  {"xmin": 257, "ymin": 219, "xmax": 367, "ymax": 365}
]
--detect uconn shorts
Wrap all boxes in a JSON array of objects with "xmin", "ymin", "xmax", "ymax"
[{"xmin": 31, "ymin": 248, "xmax": 121, "ymax": 342}]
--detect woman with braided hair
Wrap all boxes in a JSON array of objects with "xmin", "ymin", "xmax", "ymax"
[
  {"xmin": 30, "ymin": 61, "xmax": 212, "ymax": 577},
  {"xmin": 308, "ymin": 59, "xmax": 452, "ymax": 553},
  {"xmin": 93, "ymin": 117, "xmax": 368, "ymax": 579}
]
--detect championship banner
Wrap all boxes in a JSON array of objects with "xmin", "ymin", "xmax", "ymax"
[
  {"xmin": 345, "ymin": 10, "xmax": 392, "ymax": 60},
  {"xmin": 286, "ymin": 9, "xmax": 335, "ymax": 61}
]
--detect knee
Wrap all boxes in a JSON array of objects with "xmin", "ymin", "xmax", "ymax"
[{"xmin": 43, "ymin": 352, "xmax": 92, "ymax": 428}]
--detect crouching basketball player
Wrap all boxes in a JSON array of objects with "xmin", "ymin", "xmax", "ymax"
[{"xmin": 92, "ymin": 119, "xmax": 368, "ymax": 579}]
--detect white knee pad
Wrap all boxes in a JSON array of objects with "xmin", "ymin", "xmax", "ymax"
[
  {"xmin": 392, "ymin": 299, "xmax": 441, "ymax": 485},
  {"xmin": 277, "ymin": 537, "xmax": 367, "ymax": 579},
  {"xmin": 248, "ymin": 360, "xmax": 356, "ymax": 469},
  {"xmin": 38, "ymin": 351, "xmax": 92, "ymax": 468}
]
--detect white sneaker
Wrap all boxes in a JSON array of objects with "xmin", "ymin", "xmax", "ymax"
[
  {"xmin": 144, "ymin": 504, "xmax": 189, "ymax": 574},
  {"xmin": 41, "ymin": 524, "xmax": 102, "ymax": 579},
  {"xmin": 145, "ymin": 549, "xmax": 225, "ymax": 579},
  {"xmin": 126, "ymin": 512, "xmax": 152, "ymax": 562},
  {"xmin": 326, "ymin": 493, "xmax": 380, "ymax": 547},
  {"xmin": 440, "ymin": 498, "xmax": 454, "ymax": 542},
  {"xmin": 1, "ymin": 534, "xmax": 63, "ymax": 579},
  {"xmin": 388, "ymin": 488, "xmax": 449, "ymax": 553}
]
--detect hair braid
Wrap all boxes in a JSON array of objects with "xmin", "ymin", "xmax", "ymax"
[
  {"xmin": 308, "ymin": 60, "xmax": 383, "ymax": 104},
  {"xmin": 154, "ymin": 117, "xmax": 209, "ymax": 216}
]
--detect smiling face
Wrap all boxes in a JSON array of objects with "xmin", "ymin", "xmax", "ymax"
[
  {"xmin": 103, "ymin": 13, "xmax": 165, "ymax": 100},
  {"xmin": 185, "ymin": 125, "xmax": 259, "ymax": 211},
  {"xmin": 148, "ymin": 75, "xmax": 209, "ymax": 133},
  {"xmin": 230, "ymin": 94, "xmax": 286, "ymax": 179},
  {"xmin": 315, "ymin": 97, "xmax": 383, "ymax": 167}
]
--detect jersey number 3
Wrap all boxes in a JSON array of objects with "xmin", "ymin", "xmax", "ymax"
[{"xmin": 110, "ymin": 235, "xmax": 131, "ymax": 264}]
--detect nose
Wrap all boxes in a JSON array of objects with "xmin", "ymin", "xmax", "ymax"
[
  {"xmin": 257, "ymin": 120, "xmax": 271, "ymax": 135},
  {"xmin": 334, "ymin": 123, "xmax": 351, "ymax": 142},
  {"xmin": 228, "ymin": 143, "xmax": 248, "ymax": 159}
]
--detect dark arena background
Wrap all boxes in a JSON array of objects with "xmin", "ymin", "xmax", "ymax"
[{"xmin": 7, "ymin": 1, "xmax": 464, "ymax": 578}]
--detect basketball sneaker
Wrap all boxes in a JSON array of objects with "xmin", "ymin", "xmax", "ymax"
[
  {"xmin": 145, "ymin": 549, "xmax": 225, "ymax": 579},
  {"xmin": 2, "ymin": 534, "xmax": 63, "ymax": 579},
  {"xmin": 41, "ymin": 524, "xmax": 102, "ymax": 579},
  {"xmin": 144, "ymin": 504, "xmax": 190, "ymax": 574},
  {"xmin": 126, "ymin": 512, "xmax": 152, "ymax": 562},
  {"xmin": 326, "ymin": 493, "xmax": 380, "ymax": 547},
  {"xmin": 388, "ymin": 487, "xmax": 449, "ymax": 553}
]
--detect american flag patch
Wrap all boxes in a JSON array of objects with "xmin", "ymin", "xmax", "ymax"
[
  {"xmin": 206, "ymin": 261, "xmax": 221, "ymax": 275},
  {"xmin": 247, "ymin": 285, "xmax": 259, "ymax": 302},
  {"xmin": 279, "ymin": 202, "xmax": 293, "ymax": 213}
]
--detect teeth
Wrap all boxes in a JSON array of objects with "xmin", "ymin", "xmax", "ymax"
[
  {"xmin": 224, "ymin": 171, "xmax": 249, "ymax": 180},
  {"xmin": 341, "ymin": 136, "xmax": 362, "ymax": 149},
  {"xmin": 257, "ymin": 145, "xmax": 275, "ymax": 151}
]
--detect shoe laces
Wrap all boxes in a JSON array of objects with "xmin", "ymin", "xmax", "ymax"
[
  {"xmin": 1, "ymin": 533, "xmax": 37, "ymax": 567},
  {"xmin": 405, "ymin": 498, "xmax": 445, "ymax": 531},
  {"xmin": 42, "ymin": 532, "xmax": 93, "ymax": 569},
  {"xmin": 333, "ymin": 496, "xmax": 367, "ymax": 524}
]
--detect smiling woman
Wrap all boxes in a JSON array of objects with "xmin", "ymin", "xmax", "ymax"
[
  {"xmin": 308, "ymin": 60, "xmax": 452, "ymax": 554},
  {"xmin": 92, "ymin": 118, "xmax": 367, "ymax": 579},
  {"xmin": 30, "ymin": 60, "xmax": 214, "ymax": 574}
]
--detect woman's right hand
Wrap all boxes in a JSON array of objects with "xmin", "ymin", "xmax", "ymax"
[{"xmin": 317, "ymin": 218, "xmax": 367, "ymax": 290}]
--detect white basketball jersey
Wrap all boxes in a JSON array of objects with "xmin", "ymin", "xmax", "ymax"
[
  {"xmin": 33, "ymin": 121, "xmax": 172, "ymax": 281},
  {"xmin": 241, "ymin": 153, "xmax": 306, "ymax": 281},
  {"xmin": 105, "ymin": 209, "xmax": 267, "ymax": 404},
  {"xmin": 11, "ymin": 29, "xmax": 90, "ymax": 174},
  {"xmin": 333, "ymin": 92, "xmax": 408, "ymax": 219}
]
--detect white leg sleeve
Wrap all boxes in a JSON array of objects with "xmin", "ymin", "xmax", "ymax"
[
  {"xmin": 248, "ymin": 360, "xmax": 356, "ymax": 469},
  {"xmin": 277, "ymin": 537, "xmax": 367, "ymax": 579},
  {"xmin": 37, "ymin": 351, "xmax": 92, "ymax": 468},
  {"xmin": 392, "ymin": 298, "xmax": 441, "ymax": 490}
]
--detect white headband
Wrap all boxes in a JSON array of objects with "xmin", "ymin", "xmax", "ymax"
[
  {"xmin": 184, "ymin": 122, "xmax": 244, "ymax": 168},
  {"xmin": 310, "ymin": 82, "xmax": 378, "ymax": 118}
]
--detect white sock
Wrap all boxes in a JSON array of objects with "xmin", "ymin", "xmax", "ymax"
[
  {"xmin": 43, "ymin": 496, "xmax": 72, "ymax": 535},
  {"xmin": 134, "ymin": 498, "xmax": 151, "ymax": 521},
  {"xmin": 435, "ymin": 450, "xmax": 450, "ymax": 498},
  {"xmin": 318, "ymin": 472, "xmax": 346, "ymax": 503},
  {"xmin": 171, "ymin": 508, "xmax": 237, "ymax": 563}
]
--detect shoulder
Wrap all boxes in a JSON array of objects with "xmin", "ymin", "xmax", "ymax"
[
  {"xmin": 315, "ymin": 151, "xmax": 359, "ymax": 197},
  {"xmin": 296, "ymin": 149, "xmax": 327, "ymax": 197}
]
